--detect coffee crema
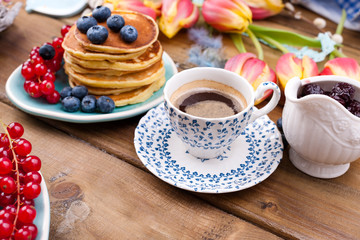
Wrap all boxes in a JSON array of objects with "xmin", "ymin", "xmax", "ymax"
[{"xmin": 170, "ymin": 80, "xmax": 247, "ymax": 118}]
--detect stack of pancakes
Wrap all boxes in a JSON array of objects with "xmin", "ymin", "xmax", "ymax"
[{"xmin": 62, "ymin": 10, "xmax": 165, "ymax": 107}]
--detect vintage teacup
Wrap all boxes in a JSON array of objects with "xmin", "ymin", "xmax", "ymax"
[
  {"xmin": 283, "ymin": 75, "xmax": 360, "ymax": 178},
  {"xmin": 163, "ymin": 67, "xmax": 281, "ymax": 159}
]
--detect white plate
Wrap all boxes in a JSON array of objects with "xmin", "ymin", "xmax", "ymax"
[
  {"xmin": 25, "ymin": 0, "xmax": 88, "ymax": 17},
  {"xmin": 134, "ymin": 103, "xmax": 283, "ymax": 193},
  {"xmin": 6, "ymin": 52, "xmax": 177, "ymax": 123},
  {"xmin": 34, "ymin": 173, "xmax": 50, "ymax": 240}
]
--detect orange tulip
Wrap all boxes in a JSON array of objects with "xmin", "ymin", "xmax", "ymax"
[
  {"xmin": 202, "ymin": 0, "xmax": 252, "ymax": 33},
  {"xmin": 159, "ymin": 0, "xmax": 199, "ymax": 38},
  {"xmin": 276, "ymin": 53, "xmax": 318, "ymax": 90},
  {"xmin": 320, "ymin": 57, "xmax": 360, "ymax": 81},
  {"xmin": 105, "ymin": 0, "xmax": 157, "ymax": 20},
  {"xmin": 225, "ymin": 53, "xmax": 277, "ymax": 104},
  {"xmin": 244, "ymin": 0, "xmax": 284, "ymax": 20}
]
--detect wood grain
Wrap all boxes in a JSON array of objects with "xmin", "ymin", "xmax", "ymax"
[
  {"xmin": 1, "ymin": 1, "xmax": 360, "ymax": 239},
  {"xmin": 0, "ymin": 102, "xmax": 281, "ymax": 240}
]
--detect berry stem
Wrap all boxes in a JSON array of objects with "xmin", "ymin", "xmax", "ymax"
[{"xmin": 1, "ymin": 121, "xmax": 21, "ymax": 236}]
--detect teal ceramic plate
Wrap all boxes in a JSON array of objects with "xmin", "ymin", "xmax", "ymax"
[
  {"xmin": 34, "ymin": 173, "xmax": 50, "ymax": 240},
  {"xmin": 6, "ymin": 52, "xmax": 178, "ymax": 123}
]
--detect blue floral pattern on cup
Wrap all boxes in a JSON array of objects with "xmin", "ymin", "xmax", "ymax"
[
  {"xmin": 134, "ymin": 103, "xmax": 283, "ymax": 193},
  {"xmin": 164, "ymin": 101, "xmax": 253, "ymax": 154}
]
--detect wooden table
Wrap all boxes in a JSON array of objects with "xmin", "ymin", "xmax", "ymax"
[{"xmin": 1, "ymin": 1, "xmax": 360, "ymax": 239}]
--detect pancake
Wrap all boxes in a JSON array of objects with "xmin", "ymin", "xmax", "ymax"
[
  {"xmin": 64, "ymin": 60, "xmax": 165, "ymax": 88},
  {"xmin": 63, "ymin": 53, "xmax": 134, "ymax": 76},
  {"xmin": 63, "ymin": 25, "xmax": 146, "ymax": 61},
  {"xmin": 109, "ymin": 75, "xmax": 166, "ymax": 106},
  {"xmin": 68, "ymin": 76, "xmax": 140, "ymax": 95},
  {"xmin": 74, "ymin": 10, "xmax": 159, "ymax": 54},
  {"xmin": 64, "ymin": 40, "xmax": 163, "ymax": 71}
]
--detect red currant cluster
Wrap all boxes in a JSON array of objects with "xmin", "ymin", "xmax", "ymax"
[
  {"xmin": 21, "ymin": 25, "xmax": 72, "ymax": 104},
  {"xmin": 0, "ymin": 122, "xmax": 42, "ymax": 239}
]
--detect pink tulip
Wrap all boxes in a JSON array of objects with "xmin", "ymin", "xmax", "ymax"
[
  {"xmin": 244, "ymin": 0, "xmax": 284, "ymax": 20},
  {"xmin": 110, "ymin": 0, "xmax": 157, "ymax": 20},
  {"xmin": 144, "ymin": 0, "xmax": 162, "ymax": 17},
  {"xmin": 225, "ymin": 53, "xmax": 276, "ymax": 104},
  {"xmin": 202, "ymin": 0, "xmax": 252, "ymax": 33},
  {"xmin": 276, "ymin": 53, "xmax": 318, "ymax": 90},
  {"xmin": 320, "ymin": 58, "xmax": 360, "ymax": 81},
  {"xmin": 159, "ymin": 0, "xmax": 199, "ymax": 38}
]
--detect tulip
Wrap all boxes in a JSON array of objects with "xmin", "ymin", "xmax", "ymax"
[
  {"xmin": 320, "ymin": 58, "xmax": 360, "ymax": 81},
  {"xmin": 159, "ymin": 0, "xmax": 199, "ymax": 38},
  {"xmin": 144, "ymin": 0, "xmax": 162, "ymax": 17},
  {"xmin": 202, "ymin": 0, "xmax": 252, "ymax": 34},
  {"xmin": 105, "ymin": 0, "xmax": 157, "ymax": 20},
  {"xmin": 244, "ymin": 0, "xmax": 284, "ymax": 20},
  {"xmin": 275, "ymin": 53, "xmax": 318, "ymax": 90},
  {"xmin": 225, "ymin": 53, "xmax": 277, "ymax": 104}
]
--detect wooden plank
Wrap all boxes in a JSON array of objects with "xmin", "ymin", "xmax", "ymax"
[{"xmin": 0, "ymin": 102, "xmax": 280, "ymax": 239}]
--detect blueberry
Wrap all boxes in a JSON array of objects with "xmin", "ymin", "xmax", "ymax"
[
  {"xmin": 60, "ymin": 86, "xmax": 72, "ymax": 99},
  {"xmin": 120, "ymin": 25, "xmax": 138, "ymax": 43},
  {"xmin": 300, "ymin": 83, "xmax": 324, "ymax": 97},
  {"xmin": 81, "ymin": 95, "xmax": 97, "ymax": 113},
  {"xmin": 72, "ymin": 85, "xmax": 88, "ymax": 100},
  {"xmin": 87, "ymin": 25, "xmax": 108, "ymax": 44},
  {"xmin": 97, "ymin": 96, "xmax": 115, "ymax": 113},
  {"xmin": 107, "ymin": 15, "xmax": 125, "ymax": 32},
  {"xmin": 39, "ymin": 44, "xmax": 55, "ymax": 60},
  {"xmin": 92, "ymin": 6, "xmax": 111, "ymax": 22},
  {"xmin": 76, "ymin": 16, "xmax": 97, "ymax": 34},
  {"xmin": 330, "ymin": 82, "xmax": 355, "ymax": 105},
  {"xmin": 61, "ymin": 96, "xmax": 80, "ymax": 112}
]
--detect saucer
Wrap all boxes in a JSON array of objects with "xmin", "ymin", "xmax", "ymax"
[{"xmin": 134, "ymin": 103, "xmax": 283, "ymax": 194}]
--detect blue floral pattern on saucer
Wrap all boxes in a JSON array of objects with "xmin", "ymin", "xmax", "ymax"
[{"xmin": 134, "ymin": 103, "xmax": 283, "ymax": 193}]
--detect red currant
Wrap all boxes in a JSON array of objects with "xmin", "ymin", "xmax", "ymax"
[
  {"xmin": 22, "ymin": 156, "xmax": 41, "ymax": 172},
  {"xmin": 20, "ymin": 196, "xmax": 34, "ymax": 207},
  {"xmin": 24, "ymin": 80, "xmax": 35, "ymax": 93},
  {"xmin": 30, "ymin": 54, "xmax": 44, "ymax": 66},
  {"xmin": 0, "ymin": 192, "xmax": 15, "ymax": 207},
  {"xmin": 29, "ymin": 46, "xmax": 40, "ymax": 58},
  {"xmin": 22, "ymin": 182, "xmax": 41, "ymax": 200},
  {"xmin": 40, "ymin": 80, "xmax": 55, "ymax": 95},
  {"xmin": 0, "ymin": 209, "xmax": 15, "ymax": 222},
  {"xmin": 52, "ymin": 37, "xmax": 64, "ymax": 55},
  {"xmin": 61, "ymin": 24, "xmax": 71, "ymax": 37},
  {"xmin": 46, "ymin": 90, "xmax": 61, "ymax": 104},
  {"xmin": 0, "ymin": 176, "xmax": 16, "ymax": 194},
  {"xmin": 41, "ymin": 71, "xmax": 55, "ymax": 82},
  {"xmin": 34, "ymin": 63, "xmax": 47, "ymax": 76},
  {"xmin": 7, "ymin": 122, "xmax": 24, "ymax": 139},
  {"xmin": 28, "ymin": 82, "xmax": 43, "ymax": 98},
  {"xmin": 13, "ymin": 138, "xmax": 32, "ymax": 157},
  {"xmin": 22, "ymin": 224, "xmax": 38, "ymax": 240},
  {"xmin": 21, "ymin": 64, "xmax": 36, "ymax": 80},
  {"xmin": 0, "ymin": 219, "xmax": 13, "ymax": 238},
  {"xmin": 0, "ymin": 147, "xmax": 13, "ymax": 160},
  {"xmin": 44, "ymin": 58, "xmax": 61, "ymax": 72},
  {"xmin": 0, "ymin": 134, "xmax": 9, "ymax": 148},
  {"xmin": 0, "ymin": 157, "xmax": 12, "ymax": 175},
  {"xmin": 24, "ymin": 172, "xmax": 42, "ymax": 184},
  {"xmin": 18, "ymin": 205, "xmax": 36, "ymax": 224}
]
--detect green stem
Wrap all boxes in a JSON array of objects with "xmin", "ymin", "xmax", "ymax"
[
  {"xmin": 332, "ymin": 48, "xmax": 346, "ymax": 58},
  {"xmin": 230, "ymin": 34, "xmax": 246, "ymax": 53},
  {"xmin": 254, "ymin": 32, "xmax": 289, "ymax": 54},
  {"xmin": 336, "ymin": 9, "xmax": 347, "ymax": 35},
  {"xmin": 245, "ymin": 28, "xmax": 263, "ymax": 60}
]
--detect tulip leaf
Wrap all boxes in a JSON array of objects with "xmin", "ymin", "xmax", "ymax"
[{"xmin": 248, "ymin": 24, "xmax": 321, "ymax": 48}]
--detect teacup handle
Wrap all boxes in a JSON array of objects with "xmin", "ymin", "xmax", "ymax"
[{"xmin": 249, "ymin": 82, "xmax": 281, "ymax": 123}]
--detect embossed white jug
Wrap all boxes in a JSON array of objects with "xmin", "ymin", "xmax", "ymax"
[{"xmin": 283, "ymin": 75, "xmax": 360, "ymax": 178}]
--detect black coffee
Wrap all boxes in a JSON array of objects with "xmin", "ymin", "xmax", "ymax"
[{"xmin": 170, "ymin": 80, "xmax": 247, "ymax": 118}]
